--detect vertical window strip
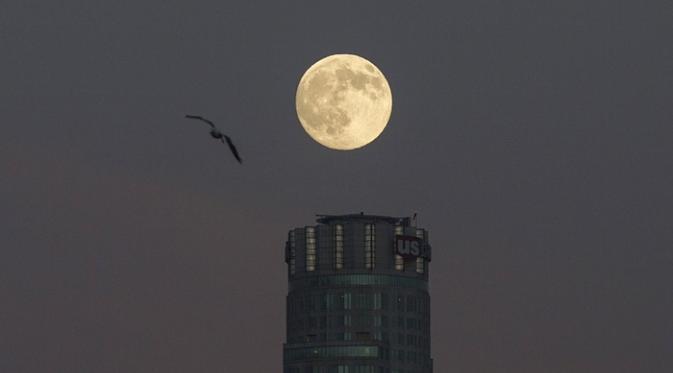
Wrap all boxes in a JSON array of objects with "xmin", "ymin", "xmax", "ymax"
[
  {"xmin": 394, "ymin": 225, "xmax": 404, "ymax": 271},
  {"xmin": 335, "ymin": 224, "xmax": 344, "ymax": 270},
  {"xmin": 365, "ymin": 224, "xmax": 375, "ymax": 269},
  {"xmin": 416, "ymin": 228, "xmax": 425, "ymax": 274},
  {"xmin": 289, "ymin": 230, "xmax": 296, "ymax": 275},
  {"xmin": 416, "ymin": 257, "xmax": 425, "ymax": 273},
  {"xmin": 306, "ymin": 227, "xmax": 316, "ymax": 272}
]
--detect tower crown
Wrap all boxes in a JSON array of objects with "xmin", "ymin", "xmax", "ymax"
[{"xmin": 285, "ymin": 213, "xmax": 431, "ymax": 278}]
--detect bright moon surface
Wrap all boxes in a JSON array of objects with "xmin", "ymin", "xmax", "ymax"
[{"xmin": 296, "ymin": 54, "xmax": 392, "ymax": 150}]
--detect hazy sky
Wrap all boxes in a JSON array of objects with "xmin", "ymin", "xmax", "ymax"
[{"xmin": 2, "ymin": 1, "xmax": 672, "ymax": 372}]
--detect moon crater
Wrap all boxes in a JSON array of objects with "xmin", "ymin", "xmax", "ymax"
[{"xmin": 296, "ymin": 54, "xmax": 392, "ymax": 150}]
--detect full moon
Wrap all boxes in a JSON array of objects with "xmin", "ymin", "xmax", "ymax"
[{"xmin": 296, "ymin": 54, "xmax": 392, "ymax": 150}]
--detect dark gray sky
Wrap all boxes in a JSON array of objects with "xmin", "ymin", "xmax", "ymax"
[{"xmin": 2, "ymin": 1, "xmax": 672, "ymax": 372}]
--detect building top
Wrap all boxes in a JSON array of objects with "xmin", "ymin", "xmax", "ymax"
[{"xmin": 315, "ymin": 212, "xmax": 412, "ymax": 226}]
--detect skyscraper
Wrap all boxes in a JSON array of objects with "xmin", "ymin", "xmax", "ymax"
[{"xmin": 283, "ymin": 213, "xmax": 433, "ymax": 373}]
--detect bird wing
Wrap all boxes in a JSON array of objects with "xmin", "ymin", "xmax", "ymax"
[
  {"xmin": 224, "ymin": 135, "xmax": 243, "ymax": 164},
  {"xmin": 185, "ymin": 114, "xmax": 216, "ymax": 129}
]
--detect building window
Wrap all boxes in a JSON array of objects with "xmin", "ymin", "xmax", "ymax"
[
  {"xmin": 365, "ymin": 223, "xmax": 375, "ymax": 269},
  {"xmin": 344, "ymin": 293, "xmax": 352, "ymax": 310},
  {"xmin": 289, "ymin": 274, "xmax": 429, "ymax": 292},
  {"xmin": 335, "ymin": 224, "xmax": 344, "ymax": 270},
  {"xmin": 289, "ymin": 230, "xmax": 296, "ymax": 275},
  {"xmin": 373, "ymin": 293, "xmax": 382, "ymax": 310},
  {"xmin": 283, "ymin": 345, "xmax": 379, "ymax": 361},
  {"xmin": 416, "ymin": 257, "xmax": 425, "ymax": 274},
  {"xmin": 394, "ymin": 225, "xmax": 404, "ymax": 271},
  {"xmin": 306, "ymin": 227, "xmax": 316, "ymax": 272},
  {"xmin": 416, "ymin": 228, "xmax": 425, "ymax": 274}
]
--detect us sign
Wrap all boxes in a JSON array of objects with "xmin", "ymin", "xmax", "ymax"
[{"xmin": 395, "ymin": 235, "xmax": 424, "ymax": 259}]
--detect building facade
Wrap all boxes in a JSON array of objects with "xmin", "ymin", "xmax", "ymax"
[{"xmin": 283, "ymin": 214, "xmax": 433, "ymax": 373}]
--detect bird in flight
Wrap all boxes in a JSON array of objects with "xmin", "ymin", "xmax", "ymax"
[{"xmin": 185, "ymin": 115, "xmax": 242, "ymax": 164}]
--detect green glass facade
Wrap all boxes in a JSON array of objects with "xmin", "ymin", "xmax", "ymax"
[
  {"xmin": 289, "ymin": 274, "xmax": 428, "ymax": 292},
  {"xmin": 285, "ymin": 346, "xmax": 381, "ymax": 361},
  {"xmin": 283, "ymin": 214, "xmax": 433, "ymax": 373}
]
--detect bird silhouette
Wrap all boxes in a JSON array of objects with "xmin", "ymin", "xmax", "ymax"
[{"xmin": 185, "ymin": 115, "xmax": 242, "ymax": 164}]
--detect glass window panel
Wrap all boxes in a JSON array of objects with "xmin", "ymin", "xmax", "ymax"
[
  {"xmin": 364, "ymin": 224, "xmax": 375, "ymax": 269},
  {"xmin": 416, "ymin": 257, "xmax": 424, "ymax": 273},
  {"xmin": 306, "ymin": 227, "xmax": 316, "ymax": 271},
  {"xmin": 335, "ymin": 224, "xmax": 344, "ymax": 270},
  {"xmin": 288, "ymin": 274, "xmax": 428, "ymax": 292},
  {"xmin": 289, "ymin": 230, "xmax": 296, "ymax": 275}
]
